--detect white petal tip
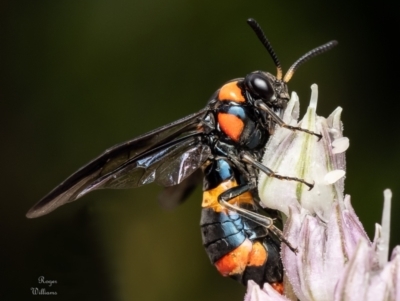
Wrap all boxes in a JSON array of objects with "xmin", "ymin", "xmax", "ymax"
[
  {"xmin": 378, "ymin": 188, "xmax": 392, "ymax": 267},
  {"xmin": 332, "ymin": 137, "xmax": 350, "ymax": 154},
  {"xmin": 324, "ymin": 170, "xmax": 346, "ymax": 184},
  {"xmin": 284, "ymin": 92, "xmax": 300, "ymax": 123},
  {"xmin": 290, "ymin": 91, "xmax": 299, "ymax": 102},
  {"xmin": 327, "ymin": 107, "xmax": 344, "ymax": 138},
  {"xmin": 384, "ymin": 189, "xmax": 392, "ymax": 200},
  {"xmin": 309, "ymin": 84, "xmax": 318, "ymax": 109}
]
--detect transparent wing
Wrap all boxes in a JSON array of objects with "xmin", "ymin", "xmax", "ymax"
[
  {"xmin": 157, "ymin": 169, "xmax": 203, "ymax": 210},
  {"xmin": 79, "ymin": 135, "xmax": 210, "ymax": 193},
  {"xmin": 26, "ymin": 109, "xmax": 211, "ymax": 218}
]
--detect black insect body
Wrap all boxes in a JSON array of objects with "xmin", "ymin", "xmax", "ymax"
[
  {"xmin": 200, "ymin": 157, "xmax": 284, "ymax": 291},
  {"xmin": 27, "ymin": 19, "xmax": 337, "ymax": 291}
]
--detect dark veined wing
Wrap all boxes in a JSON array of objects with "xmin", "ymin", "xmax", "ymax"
[
  {"xmin": 26, "ymin": 108, "xmax": 211, "ymax": 218},
  {"xmin": 79, "ymin": 134, "xmax": 210, "ymax": 192}
]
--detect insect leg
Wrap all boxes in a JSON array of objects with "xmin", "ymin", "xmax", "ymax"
[
  {"xmin": 254, "ymin": 99, "xmax": 322, "ymax": 140},
  {"xmin": 217, "ymin": 184, "xmax": 297, "ymax": 253},
  {"xmin": 240, "ymin": 152, "xmax": 314, "ymax": 190}
]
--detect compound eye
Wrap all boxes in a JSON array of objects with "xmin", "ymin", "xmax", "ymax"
[{"xmin": 244, "ymin": 73, "xmax": 274, "ymax": 101}]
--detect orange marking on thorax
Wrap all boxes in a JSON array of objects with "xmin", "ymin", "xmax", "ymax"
[
  {"xmin": 218, "ymin": 81, "xmax": 245, "ymax": 102},
  {"xmin": 218, "ymin": 113, "xmax": 244, "ymax": 142},
  {"xmin": 202, "ymin": 179, "xmax": 254, "ymax": 210}
]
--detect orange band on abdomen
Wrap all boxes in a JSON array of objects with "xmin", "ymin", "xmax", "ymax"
[{"xmin": 214, "ymin": 239, "xmax": 252, "ymax": 276}]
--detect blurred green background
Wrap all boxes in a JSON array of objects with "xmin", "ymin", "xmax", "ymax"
[{"xmin": 1, "ymin": 1, "xmax": 399, "ymax": 300}]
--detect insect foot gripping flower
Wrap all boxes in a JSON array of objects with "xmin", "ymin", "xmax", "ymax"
[
  {"xmin": 248, "ymin": 84, "xmax": 400, "ymax": 301},
  {"xmin": 258, "ymin": 84, "xmax": 347, "ymax": 221}
]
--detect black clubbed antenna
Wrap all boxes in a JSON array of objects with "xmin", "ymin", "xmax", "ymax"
[
  {"xmin": 283, "ymin": 40, "xmax": 338, "ymax": 83},
  {"xmin": 247, "ymin": 18, "xmax": 283, "ymax": 80}
]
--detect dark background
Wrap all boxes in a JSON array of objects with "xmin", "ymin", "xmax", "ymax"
[{"xmin": 1, "ymin": 1, "xmax": 399, "ymax": 300}]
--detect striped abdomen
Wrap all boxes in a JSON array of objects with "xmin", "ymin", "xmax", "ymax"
[{"xmin": 200, "ymin": 159, "xmax": 283, "ymax": 292}]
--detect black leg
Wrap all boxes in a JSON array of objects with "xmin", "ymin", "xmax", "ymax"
[
  {"xmin": 240, "ymin": 152, "xmax": 314, "ymax": 190},
  {"xmin": 217, "ymin": 184, "xmax": 298, "ymax": 253},
  {"xmin": 254, "ymin": 99, "xmax": 322, "ymax": 140}
]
